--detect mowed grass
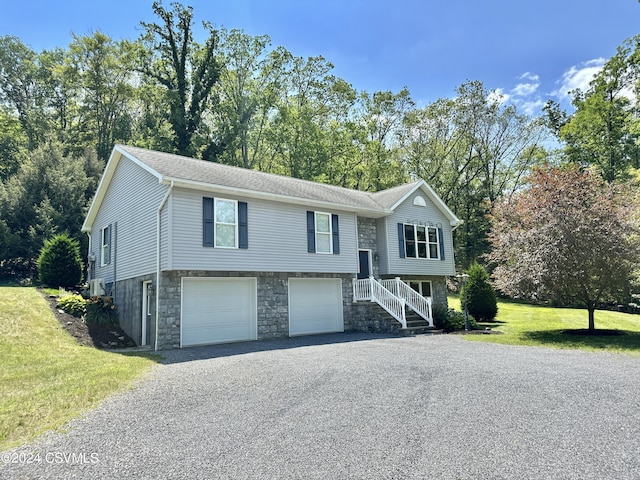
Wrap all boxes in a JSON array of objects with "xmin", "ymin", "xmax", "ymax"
[
  {"xmin": 0, "ymin": 287, "xmax": 158, "ymax": 450},
  {"xmin": 449, "ymin": 296, "xmax": 640, "ymax": 355}
]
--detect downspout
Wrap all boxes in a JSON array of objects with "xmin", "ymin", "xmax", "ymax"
[
  {"xmin": 155, "ymin": 181, "xmax": 174, "ymax": 352},
  {"xmin": 86, "ymin": 233, "xmax": 92, "ymax": 282},
  {"xmin": 112, "ymin": 223, "xmax": 117, "ymax": 299}
]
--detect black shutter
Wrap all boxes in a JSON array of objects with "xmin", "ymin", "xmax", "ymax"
[
  {"xmin": 203, "ymin": 197, "xmax": 214, "ymax": 247},
  {"xmin": 307, "ymin": 211, "xmax": 316, "ymax": 253},
  {"xmin": 397, "ymin": 223, "xmax": 405, "ymax": 258},
  {"xmin": 238, "ymin": 201, "xmax": 248, "ymax": 249},
  {"xmin": 438, "ymin": 227, "xmax": 445, "ymax": 260},
  {"xmin": 331, "ymin": 214, "xmax": 340, "ymax": 254},
  {"xmin": 105, "ymin": 224, "xmax": 112, "ymax": 264}
]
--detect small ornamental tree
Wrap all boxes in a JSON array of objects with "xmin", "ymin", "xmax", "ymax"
[
  {"xmin": 487, "ymin": 165, "xmax": 640, "ymax": 331},
  {"xmin": 462, "ymin": 263, "xmax": 498, "ymax": 322},
  {"xmin": 37, "ymin": 233, "xmax": 82, "ymax": 288}
]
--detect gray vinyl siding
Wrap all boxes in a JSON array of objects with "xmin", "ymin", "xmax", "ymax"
[
  {"xmin": 90, "ymin": 156, "xmax": 168, "ymax": 283},
  {"xmin": 160, "ymin": 199, "xmax": 170, "ymax": 270},
  {"xmin": 376, "ymin": 217, "xmax": 390, "ymax": 275},
  {"xmin": 379, "ymin": 193, "xmax": 456, "ymax": 277},
  {"xmin": 168, "ymin": 188, "xmax": 359, "ymax": 273}
]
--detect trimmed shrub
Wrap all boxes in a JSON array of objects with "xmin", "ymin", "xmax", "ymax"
[
  {"xmin": 432, "ymin": 304, "xmax": 449, "ymax": 328},
  {"xmin": 85, "ymin": 296, "xmax": 118, "ymax": 327},
  {"xmin": 462, "ymin": 263, "xmax": 498, "ymax": 322},
  {"xmin": 37, "ymin": 234, "xmax": 82, "ymax": 288},
  {"xmin": 434, "ymin": 308, "xmax": 477, "ymax": 332},
  {"xmin": 57, "ymin": 294, "xmax": 87, "ymax": 318}
]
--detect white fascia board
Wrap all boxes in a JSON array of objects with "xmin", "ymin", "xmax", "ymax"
[
  {"xmin": 116, "ymin": 145, "xmax": 165, "ymax": 181},
  {"xmin": 162, "ymin": 177, "xmax": 391, "ymax": 218},
  {"xmin": 82, "ymin": 145, "xmax": 164, "ymax": 232},
  {"xmin": 389, "ymin": 179, "xmax": 462, "ymax": 227}
]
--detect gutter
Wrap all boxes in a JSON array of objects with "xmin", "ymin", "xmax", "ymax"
[
  {"xmin": 155, "ymin": 181, "xmax": 174, "ymax": 352},
  {"xmin": 160, "ymin": 178, "xmax": 392, "ymax": 219}
]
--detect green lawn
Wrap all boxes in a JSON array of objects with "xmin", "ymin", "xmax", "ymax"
[
  {"xmin": 0, "ymin": 287, "xmax": 158, "ymax": 450},
  {"xmin": 449, "ymin": 296, "xmax": 640, "ymax": 355}
]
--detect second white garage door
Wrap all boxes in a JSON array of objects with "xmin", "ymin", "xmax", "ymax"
[
  {"xmin": 288, "ymin": 278, "xmax": 344, "ymax": 336},
  {"xmin": 181, "ymin": 277, "xmax": 257, "ymax": 346}
]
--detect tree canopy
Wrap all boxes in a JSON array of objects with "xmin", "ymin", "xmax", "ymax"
[
  {"xmin": 487, "ymin": 165, "xmax": 640, "ymax": 330},
  {"xmin": 6, "ymin": 0, "xmax": 640, "ymax": 290}
]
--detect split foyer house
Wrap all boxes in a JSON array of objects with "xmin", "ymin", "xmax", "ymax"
[{"xmin": 82, "ymin": 145, "xmax": 461, "ymax": 350}]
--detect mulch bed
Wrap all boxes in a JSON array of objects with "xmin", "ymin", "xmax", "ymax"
[
  {"xmin": 42, "ymin": 291, "xmax": 137, "ymax": 349},
  {"xmin": 449, "ymin": 327, "xmax": 504, "ymax": 335}
]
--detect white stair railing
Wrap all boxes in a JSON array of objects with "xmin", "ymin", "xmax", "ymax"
[
  {"xmin": 353, "ymin": 277, "xmax": 407, "ymax": 329},
  {"xmin": 380, "ymin": 277, "xmax": 434, "ymax": 327}
]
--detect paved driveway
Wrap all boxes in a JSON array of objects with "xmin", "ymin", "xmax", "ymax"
[{"xmin": 2, "ymin": 334, "xmax": 639, "ymax": 479}]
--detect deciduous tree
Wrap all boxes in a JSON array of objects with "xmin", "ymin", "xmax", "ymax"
[
  {"xmin": 557, "ymin": 35, "xmax": 640, "ymax": 182},
  {"xmin": 137, "ymin": 1, "xmax": 222, "ymax": 157},
  {"xmin": 487, "ymin": 165, "xmax": 639, "ymax": 330}
]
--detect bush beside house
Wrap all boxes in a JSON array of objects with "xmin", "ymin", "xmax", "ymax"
[
  {"xmin": 37, "ymin": 234, "xmax": 82, "ymax": 288},
  {"xmin": 462, "ymin": 263, "xmax": 498, "ymax": 322}
]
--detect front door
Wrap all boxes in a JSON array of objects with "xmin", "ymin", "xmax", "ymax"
[
  {"xmin": 358, "ymin": 250, "xmax": 371, "ymax": 279},
  {"xmin": 141, "ymin": 281, "xmax": 153, "ymax": 346}
]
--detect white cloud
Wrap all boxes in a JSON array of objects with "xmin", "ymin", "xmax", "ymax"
[
  {"xmin": 519, "ymin": 72, "xmax": 540, "ymax": 82},
  {"xmin": 553, "ymin": 58, "xmax": 605, "ymax": 100},
  {"xmin": 510, "ymin": 72, "xmax": 541, "ymax": 98},
  {"xmin": 518, "ymin": 99, "xmax": 546, "ymax": 116},
  {"xmin": 512, "ymin": 82, "xmax": 539, "ymax": 97},
  {"xmin": 488, "ymin": 88, "xmax": 510, "ymax": 105}
]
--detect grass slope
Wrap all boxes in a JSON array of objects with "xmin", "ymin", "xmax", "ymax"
[
  {"xmin": 0, "ymin": 287, "xmax": 157, "ymax": 450},
  {"xmin": 450, "ymin": 296, "xmax": 640, "ymax": 355}
]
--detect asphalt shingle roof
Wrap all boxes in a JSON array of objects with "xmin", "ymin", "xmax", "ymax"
[{"xmin": 119, "ymin": 145, "xmax": 414, "ymax": 212}]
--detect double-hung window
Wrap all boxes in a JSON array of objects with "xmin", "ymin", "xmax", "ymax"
[
  {"xmin": 101, "ymin": 225, "xmax": 111, "ymax": 266},
  {"xmin": 203, "ymin": 197, "xmax": 248, "ymax": 249},
  {"xmin": 402, "ymin": 223, "xmax": 440, "ymax": 260},
  {"xmin": 315, "ymin": 212, "xmax": 332, "ymax": 254},
  {"xmin": 214, "ymin": 198, "xmax": 237, "ymax": 248},
  {"xmin": 307, "ymin": 211, "xmax": 340, "ymax": 254}
]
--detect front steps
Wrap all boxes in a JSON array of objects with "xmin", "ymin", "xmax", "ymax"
[{"xmin": 399, "ymin": 313, "xmax": 443, "ymax": 336}]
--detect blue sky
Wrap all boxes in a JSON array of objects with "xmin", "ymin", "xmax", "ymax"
[{"xmin": 2, "ymin": 0, "xmax": 639, "ymax": 114}]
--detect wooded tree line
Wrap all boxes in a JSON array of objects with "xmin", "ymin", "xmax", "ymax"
[{"xmin": 1, "ymin": 2, "xmax": 639, "ymax": 285}]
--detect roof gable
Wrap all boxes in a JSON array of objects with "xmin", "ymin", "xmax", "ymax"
[
  {"xmin": 83, "ymin": 145, "xmax": 460, "ymax": 231},
  {"xmin": 371, "ymin": 179, "xmax": 461, "ymax": 227}
]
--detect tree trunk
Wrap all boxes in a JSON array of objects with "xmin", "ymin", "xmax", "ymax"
[{"xmin": 587, "ymin": 307, "xmax": 595, "ymax": 332}]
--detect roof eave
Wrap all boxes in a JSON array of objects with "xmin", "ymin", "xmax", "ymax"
[
  {"xmin": 162, "ymin": 177, "xmax": 391, "ymax": 218},
  {"xmin": 82, "ymin": 145, "xmax": 164, "ymax": 232}
]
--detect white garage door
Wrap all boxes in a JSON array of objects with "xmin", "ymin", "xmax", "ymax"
[
  {"xmin": 181, "ymin": 277, "xmax": 257, "ymax": 346},
  {"xmin": 289, "ymin": 278, "xmax": 344, "ymax": 336}
]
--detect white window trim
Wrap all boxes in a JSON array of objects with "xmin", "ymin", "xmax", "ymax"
[
  {"xmin": 214, "ymin": 198, "xmax": 238, "ymax": 249},
  {"xmin": 409, "ymin": 280, "xmax": 433, "ymax": 298},
  {"xmin": 315, "ymin": 211, "xmax": 333, "ymax": 254},
  {"xmin": 404, "ymin": 223, "xmax": 440, "ymax": 260},
  {"xmin": 101, "ymin": 225, "xmax": 110, "ymax": 267},
  {"xmin": 427, "ymin": 226, "xmax": 440, "ymax": 260}
]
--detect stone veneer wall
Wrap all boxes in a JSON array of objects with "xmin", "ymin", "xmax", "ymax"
[
  {"xmin": 115, "ymin": 270, "xmax": 449, "ymax": 350},
  {"xmin": 347, "ymin": 301, "xmax": 403, "ymax": 335},
  {"xmin": 114, "ymin": 273, "xmax": 155, "ymax": 346},
  {"xmin": 356, "ymin": 217, "xmax": 379, "ymax": 278},
  {"xmin": 155, "ymin": 271, "xmax": 355, "ymax": 350},
  {"xmin": 346, "ymin": 275, "xmax": 448, "ymax": 334}
]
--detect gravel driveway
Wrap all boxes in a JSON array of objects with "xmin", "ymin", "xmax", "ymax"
[{"xmin": 2, "ymin": 333, "xmax": 639, "ymax": 480}]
